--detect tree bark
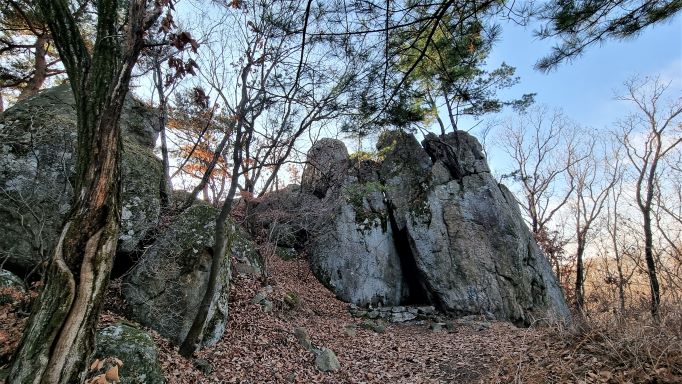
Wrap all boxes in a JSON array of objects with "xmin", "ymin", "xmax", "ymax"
[
  {"xmin": 179, "ymin": 121, "xmax": 245, "ymax": 357},
  {"xmin": 574, "ymin": 241, "xmax": 585, "ymax": 312},
  {"xmin": 153, "ymin": 60, "xmax": 172, "ymax": 209},
  {"xmin": 8, "ymin": 1, "xmax": 160, "ymax": 382},
  {"xmin": 17, "ymin": 35, "xmax": 49, "ymax": 101}
]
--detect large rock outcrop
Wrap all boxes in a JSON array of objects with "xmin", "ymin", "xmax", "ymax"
[
  {"xmin": 0, "ymin": 86, "xmax": 259, "ymax": 347},
  {"xmin": 256, "ymin": 131, "xmax": 570, "ymax": 324},
  {"xmin": 122, "ymin": 203, "xmax": 232, "ymax": 346},
  {"xmin": 0, "ymin": 85, "xmax": 162, "ymax": 275}
]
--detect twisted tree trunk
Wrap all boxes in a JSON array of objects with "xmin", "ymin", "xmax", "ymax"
[{"xmin": 8, "ymin": 1, "xmax": 161, "ymax": 382}]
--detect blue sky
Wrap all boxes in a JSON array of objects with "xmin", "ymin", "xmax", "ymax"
[{"xmin": 488, "ymin": 13, "xmax": 682, "ymax": 131}]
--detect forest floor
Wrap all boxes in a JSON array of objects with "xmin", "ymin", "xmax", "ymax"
[{"xmin": 2, "ymin": 254, "xmax": 681, "ymax": 383}]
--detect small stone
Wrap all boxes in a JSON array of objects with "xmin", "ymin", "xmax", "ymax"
[
  {"xmin": 417, "ymin": 306, "xmax": 436, "ymax": 315},
  {"xmin": 294, "ymin": 327, "xmax": 312, "ymax": 351},
  {"xmin": 354, "ymin": 310, "xmax": 367, "ymax": 318},
  {"xmin": 359, "ymin": 320, "xmax": 374, "ymax": 330},
  {"xmin": 477, "ymin": 321, "xmax": 492, "ymax": 331},
  {"xmin": 251, "ymin": 291, "xmax": 267, "ymax": 304},
  {"xmin": 367, "ymin": 310, "xmax": 380, "ymax": 319},
  {"xmin": 314, "ymin": 348, "xmax": 340, "ymax": 372},
  {"xmin": 391, "ymin": 306, "xmax": 405, "ymax": 313},
  {"xmin": 430, "ymin": 322, "xmax": 445, "ymax": 332},
  {"xmin": 390, "ymin": 312, "xmax": 417, "ymax": 323},
  {"xmin": 349, "ymin": 303, "xmax": 358, "ymax": 310},
  {"xmin": 263, "ymin": 285, "xmax": 274, "ymax": 293},
  {"xmin": 261, "ymin": 300, "xmax": 273, "ymax": 312},
  {"xmin": 343, "ymin": 324, "xmax": 357, "ymax": 337},
  {"xmin": 372, "ymin": 322, "xmax": 386, "ymax": 333},
  {"xmin": 407, "ymin": 307, "xmax": 419, "ymax": 315}
]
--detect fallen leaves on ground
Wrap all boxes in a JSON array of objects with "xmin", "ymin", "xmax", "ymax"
[
  {"xmin": 2, "ymin": 256, "xmax": 680, "ymax": 384},
  {"xmin": 152, "ymin": 256, "xmax": 555, "ymax": 384}
]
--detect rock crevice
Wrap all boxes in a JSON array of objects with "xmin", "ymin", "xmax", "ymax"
[{"xmin": 254, "ymin": 130, "xmax": 570, "ymax": 324}]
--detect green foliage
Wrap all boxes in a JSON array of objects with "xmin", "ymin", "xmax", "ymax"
[
  {"xmin": 533, "ymin": 0, "xmax": 682, "ymax": 71},
  {"xmin": 342, "ymin": 181, "xmax": 389, "ymax": 231},
  {"xmin": 394, "ymin": 10, "xmax": 534, "ymax": 131},
  {"xmin": 284, "ymin": 291, "xmax": 300, "ymax": 308}
]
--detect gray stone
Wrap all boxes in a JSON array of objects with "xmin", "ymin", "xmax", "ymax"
[
  {"xmin": 95, "ymin": 323, "xmax": 164, "ymax": 384},
  {"xmin": 430, "ymin": 322, "xmax": 445, "ymax": 332},
  {"xmin": 360, "ymin": 319, "xmax": 386, "ymax": 334},
  {"xmin": 343, "ymin": 324, "xmax": 357, "ymax": 337},
  {"xmin": 253, "ymin": 130, "xmax": 570, "ymax": 326},
  {"xmin": 314, "ymin": 348, "xmax": 341, "ymax": 372},
  {"xmin": 294, "ymin": 327, "xmax": 312, "ymax": 351},
  {"xmin": 308, "ymin": 196, "xmax": 407, "ymax": 306},
  {"xmin": 122, "ymin": 203, "xmax": 230, "ymax": 347},
  {"xmin": 0, "ymin": 269, "xmax": 24, "ymax": 291},
  {"xmin": 0, "ymin": 85, "xmax": 162, "ymax": 274},
  {"xmin": 194, "ymin": 359, "xmax": 213, "ymax": 375},
  {"xmin": 252, "ymin": 291, "xmax": 267, "ymax": 305},
  {"xmin": 417, "ymin": 306, "xmax": 436, "ymax": 315},
  {"xmin": 390, "ymin": 311, "xmax": 417, "ymax": 323},
  {"xmin": 301, "ymin": 139, "xmax": 349, "ymax": 198},
  {"xmin": 261, "ymin": 300, "xmax": 273, "ymax": 313},
  {"xmin": 231, "ymin": 227, "xmax": 262, "ymax": 276}
]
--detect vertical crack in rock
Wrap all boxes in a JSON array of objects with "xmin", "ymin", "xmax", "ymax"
[{"xmin": 386, "ymin": 201, "xmax": 432, "ymax": 306}]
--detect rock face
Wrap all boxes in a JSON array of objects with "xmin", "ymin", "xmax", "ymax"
[
  {"xmin": 256, "ymin": 130, "xmax": 569, "ymax": 324},
  {"xmin": 122, "ymin": 203, "xmax": 233, "ymax": 346},
  {"xmin": 0, "ymin": 86, "xmax": 260, "ymax": 347},
  {"xmin": 0, "ymin": 85, "xmax": 162, "ymax": 274},
  {"xmin": 95, "ymin": 323, "xmax": 164, "ymax": 384}
]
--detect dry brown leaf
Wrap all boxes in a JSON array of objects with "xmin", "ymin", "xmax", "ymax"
[
  {"xmin": 105, "ymin": 366, "xmax": 119, "ymax": 382},
  {"xmin": 112, "ymin": 357, "xmax": 124, "ymax": 367},
  {"xmin": 89, "ymin": 358, "xmax": 100, "ymax": 371}
]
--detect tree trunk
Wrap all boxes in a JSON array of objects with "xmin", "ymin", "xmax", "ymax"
[
  {"xmin": 574, "ymin": 241, "xmax": 585, "ymax": 312},
  {"xmin": 8, "ymin": 90, "xmax": 124, "ymax": 383},
  {"xmin": 643, "ymin": 209, "xmax": 661, "ymax": 321},
  {"xmin": 17, "ymin": 35, "xmax": 49, "ymax": 101},
  {"xmin": 8, "ymin": 0, "xmax": 161, "ymax": 381},
  {"xmin": 154, "ymin": 60, "xmax": 172, "ymax": 209},
  {"xmin": 180, "ymin": 115, "xmax": 247, "ymax": 357},
  {"xmin": 178, "ymin": 195, "xmax": 233, "ymax": 357},
  {"xmin": 617, "ymin": 259, "xmax": 626, "ymax": 313}
]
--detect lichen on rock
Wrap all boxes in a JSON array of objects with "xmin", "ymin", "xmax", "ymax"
[
  {"xmin": 0, "ymin": 85, "xmax": 162, "ymax": 275},
  {"xmin": 254, "ymin": 130, "xmax": 570, "ymax": 324},
  {"xmin": 95, "ymin": 323, "xmax": 164, "ymax": 384}
]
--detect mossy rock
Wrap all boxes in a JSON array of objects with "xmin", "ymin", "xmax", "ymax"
[
  {"xmin": 0, "ymin": 269, "xmax": 24, "ymax": 290},
  {"xmin": 0, "ymin": 85, "xmax": 161, "ymax": 274},
  {"xmin": 231, "ymin": 226, "xmax": 262, "ymax": 275},
  {"xmin": 123, "ymin": 202, "xmax": 232, "ymax": 346},
  {"xmin": 95, "ymin": 323, "xmax": 164, "ymax": 384}
]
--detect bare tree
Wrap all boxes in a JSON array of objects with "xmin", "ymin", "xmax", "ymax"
[
  {"xmin": 498, "ymin": 105, "xmax": 582, "ymax": 235},
  {"xmin": 568, "ymin": 132, "xmax": 620, "ymax": 312},
  {"xmin": 174, "ymin": 0, "xmax": 357, "ymax": 356},
  {"xmin": 616, "ymin": 75, "xmax": 682, "ymax": 320}
]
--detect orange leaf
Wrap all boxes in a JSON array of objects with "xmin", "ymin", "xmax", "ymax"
[{"xmin": 105, "ymin": 366, "xmax": 119, "ymax": 382}]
